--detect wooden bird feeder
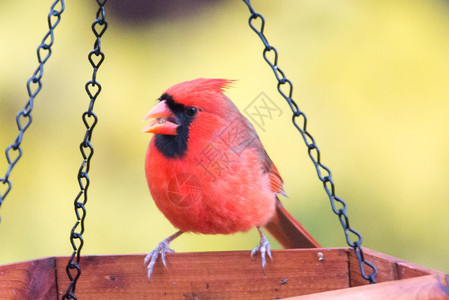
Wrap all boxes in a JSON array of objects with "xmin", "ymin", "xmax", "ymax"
[
  {"xmin": 0, "ymin": 206, "xmax": 448, "ymax": 299},
  {"xmin": 1, "ymin": 198, "xmax": 448, "ymax": 299},
  {"xmin": 1, "ymin": 247, "xmax": 448, "ymax": 299}
]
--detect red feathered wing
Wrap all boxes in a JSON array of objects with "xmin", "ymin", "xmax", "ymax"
[{"xmin": 240, "ymin": 114, "xmax": 320, "ymax": 249}]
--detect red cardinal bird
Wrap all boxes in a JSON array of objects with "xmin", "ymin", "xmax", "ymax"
[{"xmin": 143, "ymin": 78, "xmax": 319, "ymax": 280}]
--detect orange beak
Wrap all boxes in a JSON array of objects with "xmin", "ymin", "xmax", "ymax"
[{"xmin": 142, "ymin": 100, "xmax": 179, "ymax": 135}]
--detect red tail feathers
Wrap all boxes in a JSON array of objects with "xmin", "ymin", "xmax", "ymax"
[{"xmin": 264, "ymin": 198, "xmax": 320, "ymax": 249}]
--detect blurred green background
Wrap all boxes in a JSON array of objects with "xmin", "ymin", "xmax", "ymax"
[{"xmin": 1, "ymin": 0, "xmax": 448, "ymax": 275}]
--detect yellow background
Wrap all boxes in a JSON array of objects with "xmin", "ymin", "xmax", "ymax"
[{"xmin": 1, "ymin": 0, "xmax": 448, "ymax": 275}]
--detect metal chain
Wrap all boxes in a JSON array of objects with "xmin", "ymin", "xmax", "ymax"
[
  {"xmin": 0, "ymin": 0, "xmax": 65, "ymax": 221},
  {"xmin": 62, "ymin": 1, "xmax": 108, "ymax": 299},
  {"xmin": 241, "ymin": 0, "xmax": 377, "ymax": 284}
]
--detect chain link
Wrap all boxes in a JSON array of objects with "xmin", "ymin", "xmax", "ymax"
[
  {"xmin": 241, "ymin": 0, "xmax": 377, "ymax": 284},
  {"xmin": 0, "ymin": 0, "xmax": 65, "ymax": 221},
  {"xmin": 62, "ymin": 1, "xmax": 107, "ymax": 299}
]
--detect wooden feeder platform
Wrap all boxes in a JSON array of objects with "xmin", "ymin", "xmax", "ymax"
[{"xmin": 1, "ymin": 247, "xmax": 448, "ymax": 299}]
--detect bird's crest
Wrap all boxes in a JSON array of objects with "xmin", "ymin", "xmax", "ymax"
[
  {"xmin": 167, "ymin": 78, "xmax": 234, "ymax": 95},
  {"xmin": 164, "ymin": 78, "xmax": 235, "ymax": 106}
]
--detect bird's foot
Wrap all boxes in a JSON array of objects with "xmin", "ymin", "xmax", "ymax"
[
  {"xmin": 251, "ymin": 231, "xmax": 272, "ymax": 273},
  {"xmin": 144, "ymin": 231, "xmax": 182, "ymax": 281},
  {"xmin": 144, "ymin": 239, "xmax": 174, "ymax": 281}
]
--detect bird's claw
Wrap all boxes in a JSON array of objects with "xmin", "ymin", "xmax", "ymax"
[
  {"xmin": 144, "ymin": 239, "xmax": 175, "ymax": 281},
  {"xmin": 251, "ymin": 235, "xmax": 272, "ymax": 272}
]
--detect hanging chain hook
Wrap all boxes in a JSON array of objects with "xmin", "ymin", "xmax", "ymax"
[
  {"xmin": 241, "ymin": 0, "xmax": 377, "ymax": 284},
  {"xmin": 62, "ymin": 1, "xmax": 108, "ymax": 299},
  {"xmin": 0, "ymin": 0, "xmax": 65, "ymax": 221}
]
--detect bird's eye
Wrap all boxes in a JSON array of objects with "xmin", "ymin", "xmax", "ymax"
[{"xmin": 184, "ymin": 107, "xmax": 198, "ymax": 117}]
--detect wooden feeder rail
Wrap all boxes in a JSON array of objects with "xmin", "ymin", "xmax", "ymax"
[{"xmin": 0, "ymin": 248, "xmax": 448, "ymax": 299}]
